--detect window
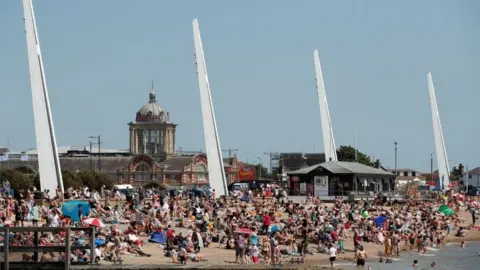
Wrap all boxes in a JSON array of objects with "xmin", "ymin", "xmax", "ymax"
[
  {"xmin": 160, "ymin": 130, "xmax": 164, "ymax": 150},
  {"xmin": 403, "ymin": 172, "xmax": 408, "ymax": 176},
  {"xmin": 412, "ymin": 171, "xmax": 416, "ymax": 177},
  {"xmin": 195, "ymin": 164, "xmax": 208, "ymax": 181},
  {"xmin": 137, "ymin": 131, "xmax": 145, "ymax": 154},
  {"xmin": 135, "ymin": 163, "xmax": 151, "ymax": 181}
]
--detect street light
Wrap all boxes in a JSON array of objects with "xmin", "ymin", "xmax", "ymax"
[
  {"xmin": 263, "ymin": 152, "xmax": 278, "ymax": 173},
  {"xmin": 394, "ymin": 142, "xmax": 398, "ymax": 176},
  {"xmin": 257, "ymin": 157, "xmax": 262, "ymax": 179},
  {"xmin": 89, "ymin": 135, "xmax": 101, "ymax": 173}
]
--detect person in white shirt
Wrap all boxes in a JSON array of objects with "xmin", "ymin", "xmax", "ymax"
[
  {"xmin": 50, "ymin": 211, "xmax": 60, "ymax": 227},
  {"xmin": 329, "ymin": 243, "xmax": 337, "ymax": 268}
]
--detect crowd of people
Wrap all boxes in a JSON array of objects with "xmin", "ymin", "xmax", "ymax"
[{"xmin": 0, "ymin": 182, "xmax": 478, "ymax": 268}]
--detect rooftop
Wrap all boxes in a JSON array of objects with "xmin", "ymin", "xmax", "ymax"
[
  {"xmin": 287, "ymin": 161, "xmax": 394, "ymax": 176},
  {"xmin": 17, "ymin": 145, "xmax": 129, "ymax": 156}
]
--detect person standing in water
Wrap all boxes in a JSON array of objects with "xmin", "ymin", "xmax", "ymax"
[
  {"xmin": 328, "ymin": 243, "xmax": 337, "ymax": 268},
  {"xmin": 354, "ymin": 246, "xmax": 367, "ymax": 268}
]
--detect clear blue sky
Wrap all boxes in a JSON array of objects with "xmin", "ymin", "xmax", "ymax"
[{"xmin": 0, "ymin": 0, "xmax": 478, "ymax": 172}]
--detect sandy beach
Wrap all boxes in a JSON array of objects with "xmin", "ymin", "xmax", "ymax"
[{"xmin": 101, "ymin": 204, "xmax": 479, "ymax": 268}]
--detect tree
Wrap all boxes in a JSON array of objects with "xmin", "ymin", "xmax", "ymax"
[
  {"xmin": 336, "ymin": 145, "xmax": 381, "ymax": 167},
  {"xmin": 0, "ymin": 169, "xmax": 34, "ymax": 197},
  {"xmin": 32, "ymin": 169, "xmax": 83, "ymax": 191},
  {"xmin": 451, "ymin": 163, "xmax": 464, "ymax": 182},
  {"xmin": 254, "ymin": 164, "xmax": 270, "ymax": 179},
  {"xmin": 76, "ymin": 171, "xmax": 113, "ymax": 190},
  {"xmin": 144, "ymin": 181, "xmax": 167, "ymax": 190}
]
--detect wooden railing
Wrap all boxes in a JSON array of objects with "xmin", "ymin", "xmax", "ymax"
[{"xmin": 0, "ymin": 226, "xmax": 96, "ymax": 270}]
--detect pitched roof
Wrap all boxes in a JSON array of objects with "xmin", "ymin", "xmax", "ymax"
[
  {"xmin": 466, "ymin": 167, "xmax": 480, "ymax": 175},
  {"xmin": 159, "ymin": 156, "xmax": 194, "ymax": 172},
  {"xmin": 287, "ymin": 161, "xmax": 394, "ymax": 176}
]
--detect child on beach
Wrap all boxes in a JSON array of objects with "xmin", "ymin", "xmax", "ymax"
[{"xmin": 249, "ymin": 244, "xmax": 259, "ymax": 264}]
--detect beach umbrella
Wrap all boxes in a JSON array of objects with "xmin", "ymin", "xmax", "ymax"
[
  {"xmin": 234, "ymin": 228, "xmax": 253, "ymax": 235},
  {"xmin": 82, "ymin": 217, "xmax": 105, "ymax": 228},
  {"xmin": 61, "ymin": 200, "xmax": 90, "ymax": 222},
  {"xmin": 438, "ymin": 205, "xmax": 455, "ymax": 216},
  {"xmin": 374, "ymin": 216, "xmax": 387, "ymax": 228},
  {"xmin": 268, "ymin": 224, "xmax": 280, "ymax": 233}
]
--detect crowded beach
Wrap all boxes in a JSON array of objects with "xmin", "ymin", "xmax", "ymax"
[{"xmin": 0, "ymin": 184, "xmax": 479, "ymax": 269}]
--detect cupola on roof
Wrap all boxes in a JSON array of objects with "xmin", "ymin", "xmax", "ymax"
[{"xmin": 136, "ymin": 81, "xmax": 168, "ymax": 123}]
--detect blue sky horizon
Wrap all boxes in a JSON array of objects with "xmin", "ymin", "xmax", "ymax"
[{"xmin": 0, "ymin": 0, "xmax": 478, "ymax": 172}]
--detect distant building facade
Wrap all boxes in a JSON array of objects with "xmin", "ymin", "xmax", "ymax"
[
  {"xmin": 461, "ymin": 167, "xmax": 480, "ymax": 188},
  {"xmin": 128, "ymin": 87, "xmax": 176, "ymax": 159},
  {"xmin": 0, "ymin": 86, "xmax": 248, "ymax": 187},
  {"xmin": 387, "ymin": 168, "xmax": 427, "ymax": 186}
]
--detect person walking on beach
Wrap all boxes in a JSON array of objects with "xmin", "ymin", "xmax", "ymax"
[
  {"xmin": 328, "ymin": 243, "xmax": 337, "ymax": 268},
  {"xmin": 470, "ymin": 207, "xmax": 476, "ymax": 226},
  {"xmin": 392, "ymin": 231, "xmax": 400, "ymax": 257},
  {"xmin": 384, "ymin": 233, "xmax": 392, "ymax": 259},
  {"xmin": 234, "ymin": 234, "xmax": 245, "ymax": 264}
]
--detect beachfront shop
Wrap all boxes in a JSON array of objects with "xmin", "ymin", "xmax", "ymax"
[{"xmin": 286, "ymin": 161, "xmax": 395, "ymax": 197}]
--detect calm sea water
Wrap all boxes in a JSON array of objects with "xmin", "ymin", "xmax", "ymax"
[{"xmin": 323, "ymin": 242, "xmax": 480, "ymax": 270}]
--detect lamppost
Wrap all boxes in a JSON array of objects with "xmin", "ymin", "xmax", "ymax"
[
  {"xmin": 263, "ymin": 152, "xmax": 278, "ymax": 174},
  {"xmin": 430, "ymin": 153, "xmax": 434, "ymax": 186},
  {"xmin": 394, "ymin": 142, "xmax": 398, "ymax": 175},
  {"xmin": 257, "ymin": 157, "xmax": 262, "ymax": 179},
  {"xmin": 89, "ymin": 140, "xmax": 95, "ymax": 171},
  {"xmin": 89, "ymin": 135, "xmax": 101, "ymax": 173}
]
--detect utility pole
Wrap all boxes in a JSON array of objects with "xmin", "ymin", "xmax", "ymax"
[
  {"xmin": 6, "ymin": 140, "xmax": 10, "ymax": 168},
  {"xmin": 257, "ymin": 157, "xmax": 262, "ymax": 179},
  {"xmin": 394, "ymin": 142, "xmax": 398, "ymax": 175},
  {"xmin": 263, "ymin": 152, "xmax": 279, "ymax": 173},
  {"xmin": 89, "ymin": 135, "xmax": 102, "ymax": 173},
  {"xmin": 98, "ymin": 135, "xmax": 101, "ymax": 173},
  {"xmin": 430, "ymin": 153, "xmax": 433, "ymax": 186},
  {"xmin": 354, "ymin": 132, "xmax": 358, "ymax": 161},
  {"xmin": 89, "ymin": 141, "xmax": 93, "ymax": 171},
  {"xmin": 222, "ymin": 148, "xmax": 238, "ymax": 158},
  {"xmin": 465, "ymin": 165, "xmax": 469, "ymax": 193}
]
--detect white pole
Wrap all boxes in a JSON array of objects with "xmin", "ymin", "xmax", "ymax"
[
  {"xmin": 465, "ymin": 165, "xmax": 469, "ymax": 193},
  {"xmin": 354, "ymin": 132, "xmax": 358, "ymax": 161}
]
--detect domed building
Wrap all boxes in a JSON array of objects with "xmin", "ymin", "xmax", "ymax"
[
  {"xmin": 128, "ymin": 85, "xmax": 176, "ymax": 159},
  {"xmin": 5, "ymin": 83, "xmax": 247, "ymax": 187}
]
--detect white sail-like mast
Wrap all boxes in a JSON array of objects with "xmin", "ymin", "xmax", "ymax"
[
  {"xmin": 23, "ymin": 0, "xmax": 63, "ymax": 197},
  {"xmin": 313, "ymin": 49, "xmax": 338, "ymax": 161},
  {"xmin": 192, "ymin": 19, "xmax": 228, "ymax": 196},
  {"xmin": 427, "ymin": 72, "xmax": 450, "ymax": 190}
]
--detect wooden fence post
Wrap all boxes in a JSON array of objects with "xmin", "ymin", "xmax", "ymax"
[
  {"xmin": 33, "ymin": 231, "xmax": 38, "ymax": 262},
  {"xmin": 90, "ymin": 227, "xmax": 96, "ymax": 264},
  {"xmin": 4, "ymin": 226, "xmax": 9, "ymax": 270},
  {"xmin": 65, "ymin": 228, "xmax": 71, "ymax": 270}
]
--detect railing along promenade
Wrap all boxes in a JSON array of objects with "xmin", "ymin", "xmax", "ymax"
[{"xmin": 0, "ymin": 226, "xmax": 96, "ymax": 270}]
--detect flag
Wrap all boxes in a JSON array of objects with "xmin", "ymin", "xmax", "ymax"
[
  {"xmin": 0, "ymin": 154, "xmax": 9, "ymax": 162},
  {"xmin": 20, "ymin": 154, "xmax": 29, "ymax": 161}
]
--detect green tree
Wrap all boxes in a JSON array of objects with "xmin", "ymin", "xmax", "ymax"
[
  {"xmin": 336, "ymin": 145, "xmax": 381, "ymax": 167},
  {"xmin": 254, "ymin": 164, "xmax": 270, "ymax": 179},
  {"xmin": 451, "ymin": 163, "xmax": 464, "ymax": 181},
  {"xmin": 144, "ymin": 181, "xmax": 167, "ymax": 190},
  {"xmin": 76, "ymin": 171, "xmax": 113, "ymax": 190},
  {"xmin": 32, "ymin": 169, "xmax": 83, "ymax": 191},
  {"xmin": 0, "ymin": 169, "xmax": 34, "ymax": 197}
]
